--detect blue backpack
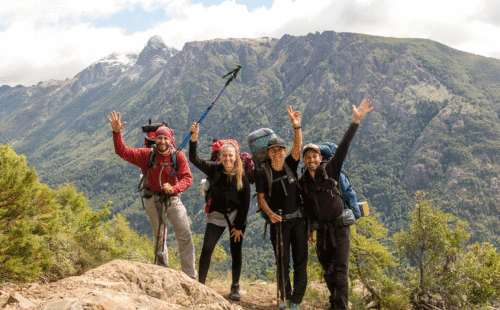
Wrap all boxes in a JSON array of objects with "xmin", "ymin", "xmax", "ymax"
[{"xmin": 317, "ymin": 142, "xmax": 361, "ymax": 220}]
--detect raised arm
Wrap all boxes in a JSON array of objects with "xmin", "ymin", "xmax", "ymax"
[
  {"xmin": 288, "ymin": 106, "xmax": 302, "ymax": 161},
  {"xmin": 326, "ymin": 99, "xmax": 373, "ymax": 181},
  {"xmin": 188, "ymin": 122, "xmax": 212, "ymax": 176},
  {"xmin": 353, "ymin": 99, "xmax": 373, "ymax": 124},
  {"xmin": 107, "ymin": 111, "xmax": 127, "ymax": 133}
]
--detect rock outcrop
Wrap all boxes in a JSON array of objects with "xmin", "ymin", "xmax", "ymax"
[{"xmin": 0, "ymin": 260, "xmax": 243, "ymax": 310}]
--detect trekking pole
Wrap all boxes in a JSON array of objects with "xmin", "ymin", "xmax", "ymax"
[
  {"xmin": 154, "ymin": 224, "xmax": 161, "ymax": 265},
  {"xmin": 154, "ymin": 197, "xmax": 166, "ymax": 265},
  {"xmin": 275, "ymin": 218, "xmax": 280, "ymax": 308},
  {"xmin": 176, "ymin": 65, "xmax": 242, "ymax": 153},
  {"xmin": 278, "ymin": 209, "xmax": 286, "ymax": 308}
]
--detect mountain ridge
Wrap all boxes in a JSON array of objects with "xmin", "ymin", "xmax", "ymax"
[{"xmin": 1, "ymin": 30, "xmax": 500, "ymax": 250}]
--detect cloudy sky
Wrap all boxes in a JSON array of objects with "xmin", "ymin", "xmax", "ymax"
[{"xmin": 1, "ymin": 0, "xmax": 499, "ymax": 87}]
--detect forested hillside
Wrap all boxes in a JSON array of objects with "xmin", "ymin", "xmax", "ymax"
[{"xmin": 1, "ymin": 31, "xmax": 500, "ymax": 256}]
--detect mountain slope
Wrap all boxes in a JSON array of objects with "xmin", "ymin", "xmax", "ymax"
[{"xmin": 1, "ymin": 31, "xmax": 500, "ymax": 249}]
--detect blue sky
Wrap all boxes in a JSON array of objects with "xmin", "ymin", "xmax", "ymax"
[{"xmin": 1, "ymin": 0, "xmax": 500, "ymax": 87}]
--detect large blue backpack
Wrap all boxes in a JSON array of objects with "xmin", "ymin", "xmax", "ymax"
[{"xmin": 317, "ymin": 142, "xmax": 362, "ymax": 219}]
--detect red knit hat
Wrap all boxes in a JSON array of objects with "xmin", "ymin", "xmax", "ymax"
[{"xmin": 155, "ymin": 126, "xmax": 175, "ymax": 147}]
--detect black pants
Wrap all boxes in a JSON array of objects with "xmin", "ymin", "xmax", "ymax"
[
  {"xmin": 316, "ymin": 224, "xmax": 351, "ymax": 310},
  {"xmin": 270, "ymin": 218, "xmax": 308, "ymax": 305},
  {"xmin": 198, "ymin": 223, "xmax": 246, "ymax": 284}
]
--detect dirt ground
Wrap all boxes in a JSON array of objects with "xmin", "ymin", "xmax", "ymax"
[{"xmin": 206, "ymin": 276, "xmax": 331, "ymax": 310}]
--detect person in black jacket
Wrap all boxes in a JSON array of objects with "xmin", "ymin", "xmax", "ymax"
[
  {"xmin": 256, "ymin": 106, "xmax": 306, "ymax": 310},
  {"xmin": 189, "ymin": 122, "xmax": 250, "ymax": 301},
  {"xmin": 299, "ymin": 99, "xmax": 373, "ymax": 310}
]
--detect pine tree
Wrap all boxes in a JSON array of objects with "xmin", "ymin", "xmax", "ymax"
[
  {"xmin": 393, "ymin": 191, "xmax": 469, "ymax": 308},
  {"xmin": 0, "ymin": 145, "xmax": 56, "ymax": 282},
  {"xmin": 350, "ymin": 215, "xmax": 409, "ymax": 309}
]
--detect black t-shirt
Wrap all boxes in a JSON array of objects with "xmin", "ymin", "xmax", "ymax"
[{"xmin": 256, "ymin": 154, "xmax": 301, "ymax": 215}]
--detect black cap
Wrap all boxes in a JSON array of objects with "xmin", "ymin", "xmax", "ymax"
[{"xmin": 267, "ymin": 137, "xmax": 286, "ymax": 149}]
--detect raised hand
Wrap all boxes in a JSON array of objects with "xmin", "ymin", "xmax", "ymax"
[
  {"xmin": 353, "ymin": 99, "xmax": 374, "ymax": 123},
  {"xmin": 107, "ymin": 111, "xmax": 127, "ymax": 133},
  {"xmin": 287, "ymin": 105, "xmax": 301, "ymax": 128},
  {"xmin": 189, "ymin": 122, "xmax": 200, "ymax": 142}
]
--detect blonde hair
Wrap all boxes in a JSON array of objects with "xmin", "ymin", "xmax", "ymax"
[{"xmin": 219, "ymin": 143, "xmax": 244, "ymax": 191}]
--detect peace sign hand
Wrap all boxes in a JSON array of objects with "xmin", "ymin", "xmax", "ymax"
[
  {"xmin": 107, "ymin": 111, "xmax": 127, "ymax": 133},
  {"xmin": 287, "ymin": 105, "xmax": 301, "ymax": 128}
]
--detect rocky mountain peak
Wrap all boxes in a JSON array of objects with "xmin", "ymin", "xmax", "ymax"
[
  {"xmin": 135, "ymin": 35, "xmax": 179, "ymax": 74},
  {"xmin": 146, "ymin": 35, "xmax": 166, "ymax": 49}
]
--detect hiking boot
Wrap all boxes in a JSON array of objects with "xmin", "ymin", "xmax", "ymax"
[
  {"xmin": 230, "ymin": 283, "xmax": 241, "ymax": 301},
  {"xmin": 279, "ymin": 300, "xmax": 289, "ymax": 309},
  {"xmin": 289, "ymin": 302, "xmax": 301, "ymax": 310},
  {"xmin": 156, "ymin": 252, "xmax": 168, "ymax": 267}
]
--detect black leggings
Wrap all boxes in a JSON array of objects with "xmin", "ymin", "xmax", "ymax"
[{"xmin": 198, "ymin": 223, "xmax": 246, "ymax": 284}]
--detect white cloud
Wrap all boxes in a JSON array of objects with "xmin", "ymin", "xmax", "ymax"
[{"xmin": 1, "ymin": 0, "xmax": 500, "ymax": 86}]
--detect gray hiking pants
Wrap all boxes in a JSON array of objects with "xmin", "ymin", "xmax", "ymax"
[{"xmin": 144, "ymin": 194, "xmax": 197, "ymax": 279}]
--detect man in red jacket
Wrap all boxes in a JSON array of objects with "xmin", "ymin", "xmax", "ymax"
[{"xmin": 107, "ymin": 111, "xmax": 196, "ymax": 279}]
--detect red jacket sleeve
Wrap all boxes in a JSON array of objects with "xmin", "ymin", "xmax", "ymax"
[{"xmin": 113, "ymin": 131, "xmax": 148, "ymax": 171}]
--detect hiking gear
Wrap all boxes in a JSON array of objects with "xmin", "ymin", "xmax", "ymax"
[
  {"xmin": 314, "ymin": 142, "xmax": 361, "ymax": 220},
  {"xmin": 259, "ymin": 160, "xmax": 303, "ymax": 238},
  {"xmin": 201, "ymin": 139, "xmax": 254, "ymax": 224},
  {"xmin": 137, "ymin": 120, "xmax": 179, "ymax": 197},
  {"xmin": 289, "ymin": 302, "xmax": 301, "ymax": 310},
  {"xmin": 316, "ymin": 225, "xmax": 351, "ymax": 310},
  {"xmin": 276, "ymin": 212, "xmax": 281, "ymax": 308},
  {"xmin": 142, "ymin": 120, "xmax": 169, "ymax": 148},
  {"xmin": 262, "ymin": 162, "xmax": 302, "ymax": 199},
  {"xmin": 302, "ymin": 143, "xmax": 320, "ymax": 156},
  {"xmin": 154, "ymin": 193, "xmax": 167, "ymax": 265},
  {"xmin": 156, "ymin": 252, "xmax": 168, "ymax": 267},
  {"xmin": 176, "ymin": 65, "xmax": 242, "ymax": 152},
  {"xmin": 281, "ymin": 208, "xmax": 304, "ymax": 221},
  {"xmin": 279, "ymin": 301, "xmax": 289, "ymax": 309},
  {"xmin": 255, "ymin": 155, "xmax": 303, "ymax": 239},
  {"xmin": 341, "ymin": 208, "xmax": 356, "ymax": 226},
  {"xmin": 267, "ymin": 136, "xmax": 287, "ymax": 149},
  {"xmin": 189, "ymin": 140, "xmax": 251, "ymax": 232},
  {"xmin": 270, "ymin": 218, "xmax": 308, "ymax": 306},
  {"xmin": 359, "ymin": 201, "xmax": 369, "ymax": 217},
  {"xmin": 247, "ymin": 127, "xmax": 276, "ymax": 167},
  {"xmin": 277, "ymin": 209, "xmax": 287, "ymax": 308},
  {"xmin": 144, "ymin": 195, "xmax": 196, "ymax": 278},
  {"xmin": 301, "ymin": 165, "xmax": 344, "ymax": 223},
  {"xmin": 230, "ymin": 283, "xmax": 241, "ymax": 301}
]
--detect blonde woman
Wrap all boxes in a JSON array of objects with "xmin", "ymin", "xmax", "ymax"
[{"xmin": 189, "ymin": 122, "xmax": 250, "ymax": 301}]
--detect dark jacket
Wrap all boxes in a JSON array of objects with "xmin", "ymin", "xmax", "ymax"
[
  {"xmin": 299, "ymin": 122, "xmax": 359, "ymax": 223},
  {"xmin": 189, "ymin": 140, "xmax": 250, "ymax": 230}
]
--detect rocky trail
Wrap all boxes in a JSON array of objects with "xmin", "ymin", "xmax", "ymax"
[{"xmin": 0, "ymin": 260, "xmax": 330, "ymax": 310}]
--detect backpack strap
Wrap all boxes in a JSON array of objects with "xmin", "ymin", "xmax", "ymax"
[
  {"xmin": 138, "ymin": 145, "xmax": 157, "ymax": 193},
  {"xmin": 263, "ymin": 162, "xmax": 302, "ymax": 198},
  {"xmin": 169, "ymin": 146, "xmax": 177, "ymax": 177},
  {"xmin": 205, "ymin": 168, "xmax": 224, "ymax": 203},
  {"xmin": 205, "ymin": 168, "xmax": 234, "ymax": 229}
]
